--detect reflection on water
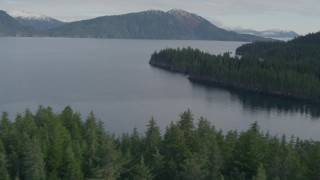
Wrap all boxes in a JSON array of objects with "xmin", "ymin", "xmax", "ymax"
[
  {"xmin": 236, "ymin": 92, "xmax": 320, "ymax": 120},
  {"xmin": 191, "ymin": 81, "xmax": 320, "ymax": 120}
]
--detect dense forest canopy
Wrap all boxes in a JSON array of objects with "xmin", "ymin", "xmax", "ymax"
[
  {"xmin": 0, "ymin": 106, "xmax": 319, "ymax": 179},
  {"xmin": 236, "ymin": 32, "xmax": 320, "ymax": 61},
  {"xmin": 149, "ymin": 32, "xmax": 320, "ymax": 101}
]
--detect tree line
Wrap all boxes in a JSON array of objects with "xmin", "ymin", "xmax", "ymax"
[
  {"xmin": 0, "ymin": 106, "xmax": 319, "ymax": 179},
  {"xmin": 150, "ymin": 36, "xmax": 320, "ymax": 101}
]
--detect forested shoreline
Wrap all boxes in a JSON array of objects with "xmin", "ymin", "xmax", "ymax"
[
  {"xmin": 149, "ymin": 32, "xmax": 320, "ymax": 102},
  {"xmin": 0, "ymin": 106, "xmax": 319, "ymax": 179}
]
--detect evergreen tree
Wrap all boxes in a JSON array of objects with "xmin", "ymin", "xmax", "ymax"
[
  {"xmin": 83, "ymin": 111, "xmax": 99, "ymax": 177},
  {"xmin": 34, "ymin": 105, "xmax": 54, "ymax": 128},
  {"xmin": 60, "ymin": 144, "xmax": 83, "ymax": 179},
  {"xmin": 95, "ymin": 135, "xmax": 123, "ymax": 180},
  {"xmin": 61, "ymin": 106, "xmax": 83, "ymax": 141},
  {"xmin": 222, "ymin": 130, "xmax": 238, "ymax": 174},
  {"xmin": 46, "ymin": 115, "xmax": 71, "ymax": 178},
  {"xmin": 163, "ymin": 123, "xmax": 190, "ymax": 179},
  {"xmin": 208, "ymin": 141, "xmax": 223, "ymax": 179},
  {"xmin": 145, "ymin": 117, "xmax": 161, "ymax": 162},
  {"xmin": 306, "ymin": 142, "xmax": 320, "ymax": 179},
  {"xmin": 132, "ymin": 156, "xmax": 153, "ymax": 180},
  {"xmin": 130, "ymin": 127, "xmax": 143, "ymax": 160},
  {"xmin": 253, "ymin": 163, "xmax": 267, "ymax": 180},
  {"xmin": 181, "ymin": 153, "xmax": 208, "ymax": 180},
  {"xmin": 16, "ymin": 109, "xmax": 38, "ymax": 138},
  {"xmin": 0, "ymin": 107, "xmax": 319, "ymax": 179},
  {"xmin": 119, "ymin": 133, "xmax": 131, "ymax": 155},
  {"xmin": 151, "ymin": 150, "xmax": 165, "ymax": 180},
  {"xmin": 234, "ymin": 122, "xmax": 267, "ymax": 178},
  {"xmin": 0, "ymin": 112, "xmax": 11, "ymax": 150},
  {"xmin": 0, "ymin": 139, "xmax": 10, "ymax": 180},
  {"xmin": 196, "ymin": 117, "xmax": 215, "ymax": 154},
  {"xmin": 23, "ymin": 137, "xmax": 46, "ymax": 180},
  {"xmin": 177, "ymin": 109, "xmax": 195, "ymax": 150}
]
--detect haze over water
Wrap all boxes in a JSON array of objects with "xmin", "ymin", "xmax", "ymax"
[{"xmin": 0, "ymin": 37, "xmax": 319, "ymax": 139}]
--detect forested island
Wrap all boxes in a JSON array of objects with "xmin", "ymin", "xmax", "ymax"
[
  {"xmin": 149, "ymin": 32, "xmax": 320, "ymax": 102},
  {"xmin": 0, "ymin": 106, "xmax": 319, "ymax": 179}
]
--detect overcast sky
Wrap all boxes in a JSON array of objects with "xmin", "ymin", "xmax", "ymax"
[{"xmin": 2, "ymin": 0, "xmax": 320, "ymax": 34}]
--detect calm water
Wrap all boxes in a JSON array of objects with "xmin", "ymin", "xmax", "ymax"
[{"xmin": 1, "ymin": 37, "xmax": 319, "ymax": 139}]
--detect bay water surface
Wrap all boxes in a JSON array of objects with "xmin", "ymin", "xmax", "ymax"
[{"xmin": 1, "ymin": 37, "xmax": 319, "ymax": 139}]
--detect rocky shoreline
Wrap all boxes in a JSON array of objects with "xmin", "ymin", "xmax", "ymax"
[{"xmin": 149, "ymin": 59, "xmax": 188, "ymax": 74}]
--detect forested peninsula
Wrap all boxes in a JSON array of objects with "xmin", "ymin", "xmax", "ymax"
[
  {"xmin": 149, "ymin": 32, "xmax": 320, "ymax": 102},
  {"xmin": 0, "ymin": 106, "xmax": 320, "ymax": 179}
]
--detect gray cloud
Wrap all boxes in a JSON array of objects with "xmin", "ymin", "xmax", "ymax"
[
  {"xmin": 4, "ymin": 0, "xmax": 319, "ymax": 16},
  {"xmin": 4, "ymin": 0, "xmax": 25, "ymax": 4},
  {"xmin": 2, "ymin": 0, "xmax": 319, "ymax": 34}
]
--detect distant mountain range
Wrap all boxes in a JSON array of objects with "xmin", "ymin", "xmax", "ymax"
[
  {"xmin": 0, "ymin": 10, "xmax": 42, "ymax": 36},
  {"xmin": 0, "ymin": 9, "xmax": 296, "ymax": 41},
  {"xmin": 8, "ymin": 10, "xmax": 64, "ymax": 30},
  {"xmin": 48, "ymin": 9, "xmax": 271, "ymax": 41},
  {"xmin": 231, "ymin": 28, "xmax": 299, "ymax": 41}
]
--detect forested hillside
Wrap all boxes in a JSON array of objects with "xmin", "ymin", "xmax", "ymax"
[
  {"xmin": 149, "ymin": 32, "xmax": 320, "ymax": 101},
  {"xmin": 236, "ymin": 32, "xmax": 320, "ymax": 59},
  {"xmin": 14, "ymin": 17, "xmax": 64, "ymax": 30},
  {"xmin": 0, "ymin": 106, "xmax": 319, "ymax": 179},
  {"xmin": 1, "ymin": 9, "xmax": 270, "ymax": 41},
  {"xmin": 49, "ymin": 9, "xmax": 269, "ymax": 41},
  {"xmin": 0, "ymin": 10, "xmax": 42, "ymax": 36}
]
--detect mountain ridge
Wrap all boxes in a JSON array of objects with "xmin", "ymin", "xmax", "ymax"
[
  {"xmin": 1, "ymin": 9, "xmax": 273, "ymax": 41},
  {"xmin": 231, "ymin": 28, "xmax": 299, "ymax": 40},
  {"xmin": 0, "ymin": 10, "xmax": 42, "ymax": 36},
  {"xmin": 7, "ymin": 10, "xmax": 65, "ymax": 30},
  {"xmin": 49, "ymin": 9, "xmax": 271, "ymax": 41}
]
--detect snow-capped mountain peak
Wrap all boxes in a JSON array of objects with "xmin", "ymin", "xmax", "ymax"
[
  {"xmin": 167, "ymin": 9, "xmax": 203, "ymax": 21},
  {"xmin": 6, "ymin": 10, "xmax": 64, "ymax": 30},
  {"xmin": 7, "ymin": 10, "xmax": 51, "ymax": 21},
  {"xmin": 168, "ymin": 9, "xmax": 191, "ymax": 16},
  {"xmin": 168, "ymin": 9, "xmax": 194, "ymax": 17}
]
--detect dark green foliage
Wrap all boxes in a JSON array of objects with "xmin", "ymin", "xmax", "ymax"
[
  {"xmin": 253, "ymin": 164, "xmax": 267, "ymax": 180},
  {"xmin": 150, "ymin": 32, "xmax": 320, "ymax": 101},
  {"xmin": 23, "ymin": 137, "xmax": 46, "ymax": 180},
  {"xmin": 0, "ymin": 107, "xmax": 319, "ymax": 179},
  {"xmin": 236, "ymin": 32, "xmax": 320, "ymax": 64},
  {"xmin": 233, "ymin": 122, "xmax": 267, "ymax": 178},
  {"xmin": 144, "ymin": 117, "xmax": 162, "ymax": 162},
  {"xmin": 177, "ymin": 109, "xmax": 195, "ymax": 149},
  {"xmin": 180, "ymin": 153, "xmax": 209, "ymax": 180},
  {"xmin": 163, "ymin": 122, "xmax": 190, "ymax": 179},
  {"xmin": 0, "ymin": 140, "xmax": 9, "ymax": 180},
  {"xmin": 132, "ymin": 156, "xmax": 153, "ymax": 180}
]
